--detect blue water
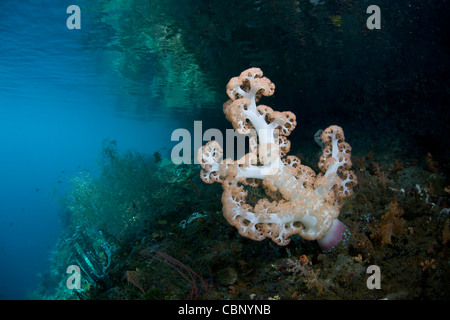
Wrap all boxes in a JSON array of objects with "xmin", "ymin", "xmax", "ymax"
[{"xmin": 0, "ymin": 1, "xmax": 180, "ymax": 299}]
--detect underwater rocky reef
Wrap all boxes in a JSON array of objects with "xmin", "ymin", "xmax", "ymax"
[{"xmin": 32, "ymin": 132, "xmax": 449, "ymax": 300}]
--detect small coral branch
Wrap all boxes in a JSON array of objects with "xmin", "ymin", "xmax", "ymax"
[
  {"xmin": 126, "ymin": 269, "xmax": 146, "ymax": 294},
  {"xmin": 143, "ymin": 249, "xmax": 211, "ymax": 299},
  {"xmin": 198, "ymin": 68, "xmax": 357, "ymax": 250}
]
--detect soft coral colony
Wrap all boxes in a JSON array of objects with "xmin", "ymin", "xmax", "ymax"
[{"xmin": 198, "ymin": 68, "xmax": 357, "ymax": 251}]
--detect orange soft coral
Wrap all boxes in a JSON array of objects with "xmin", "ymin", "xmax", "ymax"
[
  {"xmin": 371, "ymin": 199, "xmax": 406, "ymax": 246},
  {"xmin": 198, "ymin": 68, "xmax": 357, "ymax": 250}
]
